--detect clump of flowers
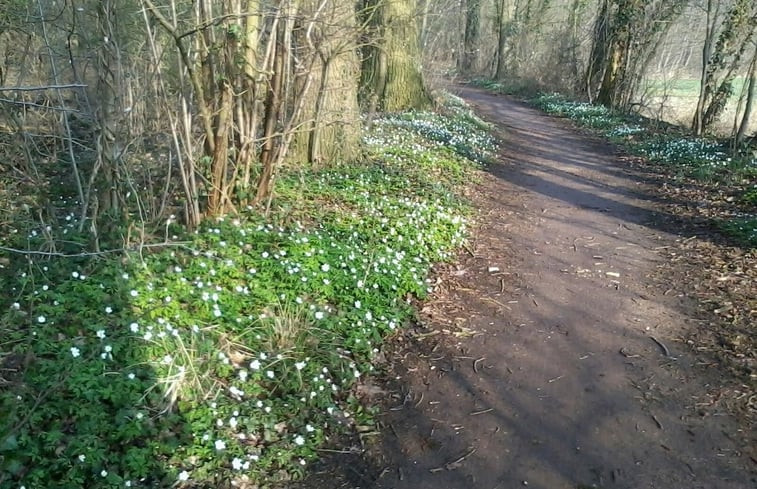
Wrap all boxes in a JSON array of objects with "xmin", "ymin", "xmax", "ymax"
[
  {"xmin": 607, "ymin": 124, "xmax": 645, "ymax": 138},
  {"xmin": 533, "ymin": 92, "xmax": 623, "ymax": 129},
  {"xmin": 638, "ymin": 136, "xmax": 729, "ymax": 168}
]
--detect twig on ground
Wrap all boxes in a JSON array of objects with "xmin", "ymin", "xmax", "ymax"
[
  {"xmin": 619, "ymin": 348, "xmax": 641, "ymax": 358},
  {"xmin": 470, "ymin": 408, "xmax": 493, "ymax": 416},
  {"xmin": 430, "ymin": 447, "xmax": 478, "ymax": 473},
  {"xmin": 473, "ymin": 357, "xmax": 485, "ymax": 373},
  {"xmin": 649, "ymin": 336, "xmax": 671, "ymax": 357},
  {"xmin": 413, "ymin": 392, "xmax": 424, "ymax": 408}
]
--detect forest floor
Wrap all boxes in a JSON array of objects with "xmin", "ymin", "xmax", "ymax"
[{"xmin": 298, "ymin": 87, "xmax": 756, "ymax": 489}]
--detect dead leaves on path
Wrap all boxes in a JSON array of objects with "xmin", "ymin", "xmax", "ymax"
[
  {"xmin": 656, "ymin": 237, "xmax": 756, "ymax": 374},
  {"xmin": 635, "ymin": 157, "xmax": 757, "ymax": 425}
]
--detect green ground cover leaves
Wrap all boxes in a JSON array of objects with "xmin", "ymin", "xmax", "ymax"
[{"xmin": 0, "ymin": 99, "xmax": 495, "ymax": 489}]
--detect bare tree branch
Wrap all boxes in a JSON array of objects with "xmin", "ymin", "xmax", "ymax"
[{"xmin": 0, "ymin": 83, "xmax": 87, "ymax": 91}]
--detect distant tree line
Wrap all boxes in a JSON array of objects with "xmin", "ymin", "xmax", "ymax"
[{"xmin": 2, "ymin": 0, "xmax": 755, "ymax": 250}]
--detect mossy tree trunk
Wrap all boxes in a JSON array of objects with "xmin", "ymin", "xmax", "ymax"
[
  {"xmin": 693, "ymin": 0, "xmax": 757, "ymax": 135},
  {"xmin": 360, "ymin": 0, "xmax": 430, "ymax": 112},
  {"xmin": 595, "ymin": 0, "xmax": 643, "ymax": 108},
  {"xmin": 735, "ymin": 48, "xmax": 756, "ymax": 145},
  {"xmin": 585, "ymin": 0, "xmax": 611, "ymax": 102}
]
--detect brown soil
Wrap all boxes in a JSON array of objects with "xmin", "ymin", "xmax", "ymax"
[{"xmin": 296, "ymin": 87, "xmax": 756, "ymax": 489}]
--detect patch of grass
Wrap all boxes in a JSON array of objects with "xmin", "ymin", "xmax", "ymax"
[
  {"xmin": 718, "ymin": 215, "xmax": 757, "ymax": 247},
  {"xmin": 642, "ymin": 78, "xmax": 701, "ymax": 98},
  {"xmin": 742, "ymin": 185, "xmax": 757, "ymax": 206},
  {"xmin": 643, "ymin": 77, "xmax": 748, "ymax": 98},
  {"xmin": 0, "ymin": 100, "xmax": 496, "ymax": 488}
]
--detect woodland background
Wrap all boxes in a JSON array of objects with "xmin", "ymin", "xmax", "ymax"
[
  {"xmin": 0, "ymin": 0, "xmax": 754, "ymax": 239},
  {"xmin": 0, "ymin": 1, "xmax": 755, "ymax": 488}
]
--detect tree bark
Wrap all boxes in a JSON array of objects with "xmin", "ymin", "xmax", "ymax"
[
  {"xmin": 460, "ymin": 0, "xmax": 481, "ymax": 73},
  {"xmin": 360, "ymin": 0, "xmax": 429, "ymax": 112},
  {"xmin": 596, "ymin": 0, "xmax": 642, "ymax": 108},
  {"xmin": 735, "ymin": 49, "xmax": 756, "ymax": 145},
  {"xmin": 693, "ymin": 0, "xmax": 757, "ymax": 134},
  {"xmin": 693, "ymin": 0, "xmax": 720, "ymax": 135},
  {"xmin": 494, "ymin": 0, "xmax": 510, "ymax": 80},
  {"xmin": 94, "ymin": 0, "xmax": 125, "ymax": 230},
  {"xmin": 585, "ymin": 0, "xmax": 611, "ymax": 102},
  {"xmin": 290, "ymin": 0, "xmax": 362, "ymax": 165}
]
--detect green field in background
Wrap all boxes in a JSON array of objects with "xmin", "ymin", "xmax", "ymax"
[{"xmin": 643, "ymin": 77, "xmax": 748, "ymax": 98}]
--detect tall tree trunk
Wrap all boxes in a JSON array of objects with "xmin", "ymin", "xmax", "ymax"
[
  {"xmin": 460, "ymin": 0, "xmax": 481, "ymax": 73},
  {"xmin": 596, "ymin": 0, "xmax": 642, "ymax": 108},
  {"xmin": 201, "ymin": 0, "xmax": 239, "ymax": 216},
  {"xmin": 596, "ymin": 38, "xmax": 623, "ymax": 107},
  {"xmin": 494, "ymin": 0, "xmax": 510, "ymax": 80},
  {"xmin": 693, "ymin": 0, "xmax": 757, "ymax": 134},
  {"xmin": 360, "ymin": 0, "xmax": 429, "ymax": 112},
  {"xmin": 238, "ymin": 0, "xmax": 262, "ymax": 204},
  {"xmin": 290, "ymin": 0, "xmax": 361, "ymax": 165},
  {"xmin": 585, "ymin": 0, "xmax": 611, "ymax": 102},
  {"xmin": 564, "ymin": 0, "xmax": 586, "ymax": 87},
  {"xmin": 257, "ymin": 8, "xmax": 288, "ymax": 204},
  {"xmin": 693, "ymin": 0, "xmax": 720, "ymax": 136},
  {"xmin": 94, "ymin": 0, "xmax": 126, "ymax": 245},
  {"xmin": 420, "ymin": 0, "xmax": 431, "ymax": 48}
]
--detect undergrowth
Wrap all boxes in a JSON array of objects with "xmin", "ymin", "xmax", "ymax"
[{"xmin": 0, "ymin": 100, "xmax": 495, "ymax": 488}]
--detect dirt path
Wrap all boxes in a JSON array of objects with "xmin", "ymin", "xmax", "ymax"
[{"xmin": 354, "ymin": 88, "xmax": 755, "ymax": 489}]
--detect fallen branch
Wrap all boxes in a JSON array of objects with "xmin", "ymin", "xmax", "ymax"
[{"xmin": 473, "ymin": 357, "xmax": 485, "ymax": 373}]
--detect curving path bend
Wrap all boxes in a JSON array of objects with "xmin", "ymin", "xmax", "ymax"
[{"xmin": 369, "ymin": 86, "xmax": 755, "ymax": 489}]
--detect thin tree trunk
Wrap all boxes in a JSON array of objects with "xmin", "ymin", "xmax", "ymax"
[
  {"xmin": 258, "ymin": 14, "xmax": 285, "ymax": 197},
  {"xmin": 238, "ymin": 0, "xmax": 261, "ymax": 204},
  {"xmin": 494, "ymin": 0, "xmax": 509, "ymax": 79},
  {"xmin": 736, "ymin": 50, "xmax": 756, "ymax": 145},
  {"xmin": 94, "ymin": 0, "xmax": 125, "ymax": 240},
  {"xmin": 693, "ymin": 0, "xmax": 718, "ymax": 136}
]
